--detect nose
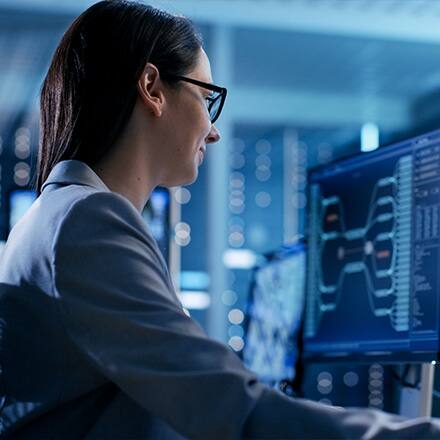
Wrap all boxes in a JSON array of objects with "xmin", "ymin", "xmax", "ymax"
[{"xmin": 206, "ymin": 124, "xmax": 221, "ymax": 145}]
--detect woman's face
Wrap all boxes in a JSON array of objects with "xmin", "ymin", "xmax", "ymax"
[{"xmin": 158, "ymin": 48, "xmax": 220, "ymax": 187}]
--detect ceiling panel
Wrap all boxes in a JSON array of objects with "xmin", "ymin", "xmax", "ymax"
[{"xmin": 233, "ymin": 28, "xmax": 440, "ymax": 99}]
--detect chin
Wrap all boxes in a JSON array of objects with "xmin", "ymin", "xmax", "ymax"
[
  {"xmin": 161, "ymin": 168, "xmax": 198, "ymax": 187},
  {"xmin": 184, "ymin": 169, "xmax": 199, "ymax": 185}
]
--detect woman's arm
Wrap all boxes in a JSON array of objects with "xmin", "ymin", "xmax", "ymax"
[
  {"xmin": 52, "ymin": 191, "xmax": 440, "ymax": 440},
  {"xmin": 52, "ymin": 191, "xmax": 264, "ymax": 439}
]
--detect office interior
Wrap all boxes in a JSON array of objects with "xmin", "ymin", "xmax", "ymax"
[{"xmin": 3, "ymin": 0, "xmax": 440, "ymax": 419}]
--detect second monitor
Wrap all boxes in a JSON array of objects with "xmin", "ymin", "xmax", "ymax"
[{"xmin": 243, "ymin": 243, "xmax": 306, "ymax": 388}]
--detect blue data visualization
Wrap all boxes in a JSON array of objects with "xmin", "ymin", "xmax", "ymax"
[{"xmin": 304, "ymin": 130, "xmax": 440, "ymax": 361}]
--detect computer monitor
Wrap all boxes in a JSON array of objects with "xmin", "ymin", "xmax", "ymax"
[
  {"xmin": 142, "ymin": 187, "xmax": 170, "ymax": 263},
  {"xmin": 243, "ymin": 242, "xmax": 306, "ymax": 387},
  {"xmin": 9, "ymin": 189, "xmax": 37, "ymax": 231},
  {"xmin": 304, "ymin": 129, "xmax": 440, "ymax": 362}
]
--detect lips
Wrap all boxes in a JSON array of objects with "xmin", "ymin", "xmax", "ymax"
[{"xmin": 198, "ymin": 146, "xmax": 206, "ymax": 165}]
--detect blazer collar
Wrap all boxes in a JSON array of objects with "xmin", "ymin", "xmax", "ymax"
[{"xmin": 41, "ymin": 160, "xmax": 110, "ymax": 192}]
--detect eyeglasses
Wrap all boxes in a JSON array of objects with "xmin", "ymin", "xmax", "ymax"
[{"xmin": 165, "ymin": 75, "xmax": 227, "ymax": 124}]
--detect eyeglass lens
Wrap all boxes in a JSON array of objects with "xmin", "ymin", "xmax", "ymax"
[{"xmin": 209, "ymin": 93, "xmax": 222, "ymax": 122}]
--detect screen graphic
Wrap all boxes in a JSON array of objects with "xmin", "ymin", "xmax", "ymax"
[
  {"xmin": 304, "ymin": 130, "xmax": 440, "ymax": 361},
  {"xmin": 243, "ymin": 244, "xmax": 305, "ymax": 384},
  {"xmin": 142, "ymin": 187, "xmax": 170, "ymax": 262}
]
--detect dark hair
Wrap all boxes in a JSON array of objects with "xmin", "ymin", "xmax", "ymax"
[{"xmin": 36, "ymin": 0, "xmax": 202, "ymax": 193}]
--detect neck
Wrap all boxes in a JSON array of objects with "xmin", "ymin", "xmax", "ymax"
[
  {"xmin": 92, "ymin": 141, "xmax": 157, "ymax": 213},
  {"xmin": 92, "ymin": 99, "xmax": 165, "ymax": 212}
]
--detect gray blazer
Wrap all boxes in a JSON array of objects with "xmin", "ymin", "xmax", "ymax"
[{"xmin": 1, "ymin": 160, "xmax": 440, "ymax": 439}]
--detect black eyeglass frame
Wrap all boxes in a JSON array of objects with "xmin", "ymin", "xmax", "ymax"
[{"xmin": 165, "ymin": 74, "xmax": 227, "ymax": 124}]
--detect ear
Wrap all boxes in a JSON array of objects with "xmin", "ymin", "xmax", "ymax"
[{"xmin": 136, "ymin": 63, "xmax": 165, "ymax": 117}]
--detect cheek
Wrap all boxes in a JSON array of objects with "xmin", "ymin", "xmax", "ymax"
[
  {"xmin": 185, "ymin": 115, "xmax": 210, "ymax": 148},
  {"xmin": 190, "ymin": 99, "xmax": 211, "ymax": 132},
  {"xmin": 174, "ymin": 100, "xmax": 211, "ymax": 148}
]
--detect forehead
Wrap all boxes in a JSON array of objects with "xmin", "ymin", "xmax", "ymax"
[{"xmin": 190, "ymin": 48, "xmax": 213, "ymax": 83}]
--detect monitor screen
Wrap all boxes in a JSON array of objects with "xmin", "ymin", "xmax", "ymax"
[
  {"xmin": 142, "ymin": 187, "xmax": 170, "ymax": 263},
  {"xmin": 9, "ymin": 189, "xmax": 37, "ymax": 231},
  {"xmin": 304, "ymin": 129, "xmax": 440, "ymax": 362},
  {"xmin": 243, "ymin": 243, "xmax": 306, "ymax": 386}
]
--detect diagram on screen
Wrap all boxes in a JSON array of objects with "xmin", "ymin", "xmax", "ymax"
[{"xmin": 306, "ymin": 155, "xmax": 412, "ymax": 338}]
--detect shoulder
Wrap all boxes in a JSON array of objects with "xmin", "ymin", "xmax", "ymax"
[
  {"xmin": 52, "ymin": 190, "xmax": 156, "ymax": 255},
  {"xmin": 61, "ymin": 190, "xmax": 141, "ymax": 225},
  {"xmin": 51, "ymin": 189, "xmax": 172, "ymax": 285},
  {"xmin": 51, "ymin": 189, "xmax": 175, "ymax": 306}
]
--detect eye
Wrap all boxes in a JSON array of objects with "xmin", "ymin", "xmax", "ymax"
[{"xmin": 205, "ymin": 92, "xmax": 215, "ymax": 106}]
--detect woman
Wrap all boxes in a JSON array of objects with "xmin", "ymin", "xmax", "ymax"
[{"xmin": 1, "ymin": 1, "xmax": 440, "ymax": 438}]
